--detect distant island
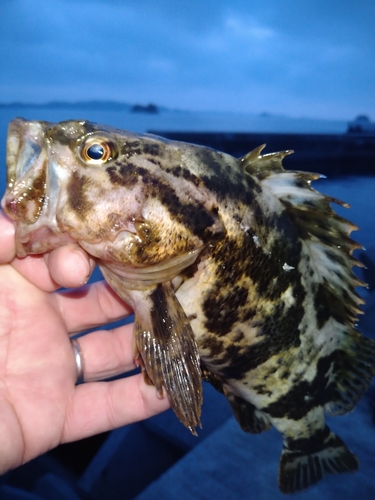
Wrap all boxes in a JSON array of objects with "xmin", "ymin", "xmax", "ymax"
[
  {"xmin": 0, "ymin": 101, "xmax": 163, "ymax": 114},
  {"xmin": 131, "ymin": 103, "xmax": 159, "ymax": 114}
]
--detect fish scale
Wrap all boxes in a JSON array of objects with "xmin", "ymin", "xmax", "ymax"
[{"xmin": 2, "ymin": 118, "xmax": 375, "ymax": 493}]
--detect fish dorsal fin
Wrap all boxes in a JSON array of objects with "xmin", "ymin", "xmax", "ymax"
[
  {"xmin": 240, "ymin": 144, "xmax": 294, "ymax": 177},
  {"xmin": 134, "ymin": 282, "xmax": 202, "ymax": 434},
  {"xmin": 259, "ymin": 166, "xmax": 364, "ymax": 325},
  {"xmin": 241, "ymin": 145, "xmax": 364, "ymax": 327},
  {"xmin": 249, "ymin": 151, "xmax": 375, "ymax": 412}
]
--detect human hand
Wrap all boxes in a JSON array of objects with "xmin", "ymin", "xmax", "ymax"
[{"xmin": 0, "ymin": 210, "xmax": 170, "ymax": 474}]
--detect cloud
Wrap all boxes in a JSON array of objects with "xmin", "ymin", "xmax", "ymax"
[{"xmin": 225, "ymin": 15, "xmax": 276, "ymax": 41}]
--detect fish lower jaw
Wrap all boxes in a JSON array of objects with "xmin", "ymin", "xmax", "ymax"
[{"xmin": 14, "ymin": 224, "xmax": 76, "ymax": 256}]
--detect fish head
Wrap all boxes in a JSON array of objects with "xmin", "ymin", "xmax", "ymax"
[{"xmin": 2, "ymin": 118, "xmax": 224, "ymax": 287}]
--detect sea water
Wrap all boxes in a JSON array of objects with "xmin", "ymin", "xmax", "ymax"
[{"xmin": 0, "ymin": 103, "xmax": 348, "ymax": 177}]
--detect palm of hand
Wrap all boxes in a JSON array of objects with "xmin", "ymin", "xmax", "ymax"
[
  {"xmin": 0, "ymin": 264, "xmax": 76, "ymax": 471},
  {"xmin": 0, "ymin": 211, "xmax": 170, "ymax": 474}
]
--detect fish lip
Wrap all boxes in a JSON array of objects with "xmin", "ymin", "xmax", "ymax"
[
  {"xmin": 6, "ymin": 118, "xmax": 50, "ymax": 186},
  {"xmin": 6, "ymin": 119, "xmax": 21, "ymax": 184},
  {"xmin": 13, "ymin": 224, "xmax": 77, "ymax": 257},
  {"xmin": 2, "ymin": 118, "xmax": 52, "ymax": 224}
]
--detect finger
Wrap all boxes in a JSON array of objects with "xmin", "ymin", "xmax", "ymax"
[
  {"xmin": 11, "ymin": 254, "xmax": 62, "ymax": 292},
  {"xmin": 0, "ymin": 210, "xmax": 16, "ymax": 263},
  {"xmin": 75, "ymin": 324, "xmax": 137, "ymax": 382},
  {"xmin": 56, "ymin": 281, "xmax": 133, "ymax": 333},
  {"xmin": 12, "ymin": 244, "xmax": 95, "ymax": 292},
  {"xmin": 62, "ymin": 374, "xmax": 171, "ymax": 442},
  {"xmin": 0, "ymin": 210, "xmax": 95, "ymax": 290},
  {"xmin": 45, "ymin": 244, "xmax": 96, "ymax": 288}
]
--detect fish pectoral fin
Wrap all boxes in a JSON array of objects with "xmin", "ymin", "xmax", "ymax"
[
  {"xmin": 225, "ymin": 392, "xmax": 271, "ymax": 434},
  {"xmin": 278, "ymin": 426, "xmax": 358, "ymax": 494},
  {"xmin": 135, "ymin": 283, "xmax": 202, "ymax": 435}
]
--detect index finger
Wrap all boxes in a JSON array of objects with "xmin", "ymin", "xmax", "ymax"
[{"xmin": 0, "ymin": 210, "xmax": 95, "ymax": 291}]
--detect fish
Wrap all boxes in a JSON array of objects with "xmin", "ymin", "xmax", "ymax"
[{"xmin": 2, "ymin": 117, "xmax": 375, "ymax": 493}]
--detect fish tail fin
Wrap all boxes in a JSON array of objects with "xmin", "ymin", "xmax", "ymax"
[{"xmin": 278, "ymin": 427, "xmax": 358, "ymax": 494}]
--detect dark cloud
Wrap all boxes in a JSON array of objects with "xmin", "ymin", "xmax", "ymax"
[{"xmin": 1, "ymin": 0, "xmax": 374, "ymax": 119}]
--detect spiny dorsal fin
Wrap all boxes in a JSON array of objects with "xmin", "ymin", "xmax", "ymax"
[
  {"xmin": 239, "ymin": 144, "xmax": 294, "ymax": 177},
  {"xmin": 252, "ymin": 156, "xmax": 375, "ymax": 412},
  {"xmin": 259, "ymin": 168, "xmax": 365, "ymax": 323}
]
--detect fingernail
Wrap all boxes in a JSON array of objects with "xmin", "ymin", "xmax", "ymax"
[{"xmin": 76, "ymin": 252, "xmax": 92, "ymax": 285}]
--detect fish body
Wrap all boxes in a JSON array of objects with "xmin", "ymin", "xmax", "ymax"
[{"xmin": 2, "ymin": 118, "xmax": 375, "ymax": 493}]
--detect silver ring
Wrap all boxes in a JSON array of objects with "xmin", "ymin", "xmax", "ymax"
[{"xmin": 71, "ymin": 338, "xmax": 84, "ymax": 384}]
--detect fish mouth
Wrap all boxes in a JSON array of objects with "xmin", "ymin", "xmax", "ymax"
[
  {"xmin": 2, "ymin": 118, "xmax": 51, "ymax": 223},
  {"xmin": 6, "ymin": 118, "xmax": 51, "ymax": 187}
]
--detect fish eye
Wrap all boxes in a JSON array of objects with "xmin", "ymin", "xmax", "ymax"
[
  {"xmin": 87, "ymin": 143, "xmax": 106, "ymax": 160},
  {"xmin": 79, "ymin": 135, "xmax": 116, "ymax": 165}
]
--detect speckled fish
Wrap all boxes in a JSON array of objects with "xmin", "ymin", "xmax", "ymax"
[{"xmin": 2, "ymin": 118, "xmax": 375, "ymax": 493}]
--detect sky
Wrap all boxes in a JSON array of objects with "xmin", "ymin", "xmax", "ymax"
[{"xmin": 1, "ymin": 0, "xmax": 375, "ymax": 120}]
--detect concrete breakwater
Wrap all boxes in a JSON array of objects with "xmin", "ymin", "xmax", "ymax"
[{"xmin": 150, "ymin": 131, "xmax": 375, "ymax": 176}]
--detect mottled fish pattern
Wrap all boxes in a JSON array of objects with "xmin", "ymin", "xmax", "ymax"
[{"xmin": 2, "ymin": 118, "xmax": 375, "ymax": 493}]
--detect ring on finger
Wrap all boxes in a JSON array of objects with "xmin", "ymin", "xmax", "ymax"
[{"xmin": 71, "ymin": 338, "xmax": 84, "ymax": 384}]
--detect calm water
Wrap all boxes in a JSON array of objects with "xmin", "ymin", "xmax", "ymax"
[{"xmin": 0, "ymin": 103, "xmax": 348, "ymax": 189}]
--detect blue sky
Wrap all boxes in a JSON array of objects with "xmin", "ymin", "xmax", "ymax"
[{"xmin": 1, "ymin": 0, "xmax": 374, "ymax": 119}]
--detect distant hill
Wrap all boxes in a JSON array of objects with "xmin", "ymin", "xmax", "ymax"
[{"xmin": 0, "ymin": 100, "xmax": 133, "ymax": 110}]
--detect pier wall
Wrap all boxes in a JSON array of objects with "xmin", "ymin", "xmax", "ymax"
[{"xmin": 150, "ymin": 131, "xmax": 375, "ymax": 176}]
